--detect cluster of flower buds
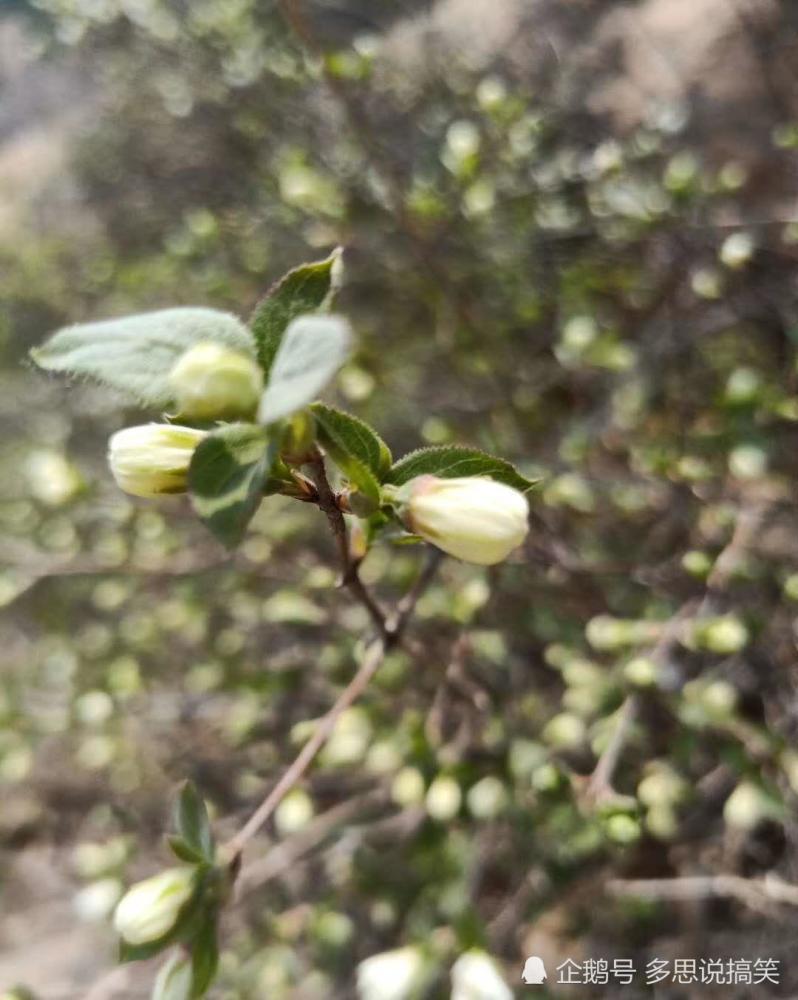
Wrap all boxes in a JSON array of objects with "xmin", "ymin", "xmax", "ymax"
[{"xmin": 106, "ymin": 337, "xmax": 530, "ymax": 566}]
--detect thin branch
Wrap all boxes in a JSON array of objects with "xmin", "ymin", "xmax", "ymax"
[
  {"xmin": 223, "ymin": 635, "xmax": 387, "ymax": 860},
  {"xmin": 306, "ymin": 449, "xmax": 389, "ymax": 637},
  {"xmin": 585, "ymin": 499, "xmax": 772, "ymax": 805},
  {"xmin": 585, "ymin": 603, "xmax": 696, "ymax": 805},
  {"xmin": 224, "ymin": 539, "xmax": 441, "ymax": 863},
  {"xmin": 387, "ymin": 546, "xmax": 443, "ymax": 642},
  {"xmin": 237, "ymin": 788, "xmax": 388, "ymax": 896},
  {"xmin": 608, "ymin": 874, "xmax": 798, "ymax": 914}
]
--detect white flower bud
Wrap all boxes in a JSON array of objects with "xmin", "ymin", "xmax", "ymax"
[
  {"xmin": 357, "ymin": 946, "xmax": 425, "ymax": 1000},
  {"xmin": 108, "ymin": 424, "xmax": 206, "ymax": 498},
  {"xmin": 451, "ymin": 951, "xmax": 512, "ymax": 1000},
  {"xmin": 168, "ymin": 341, "xmax": 263, "ymax": 420},
  {"xmin": 400, "ymin": 476, "xmax": 529, "ymax": 565},
  {"xmin": 113, "ymin": 866, "xmax": 196, "ymax": 945}
]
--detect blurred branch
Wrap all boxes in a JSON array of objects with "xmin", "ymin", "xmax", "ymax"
[
  {"xmin": 608, "ymin": 873, "xmax": 798, "ymax": 914},
  {"xmin": 223, "ymin": 634, "xmax": 387, "ymax": 860},
  {"xmin": 238, "ymin": 788, "xmax": 388, "ymax": 896},
  {"xmin": 586, "ymin": 498, "xmax": 772, "ymax": 805},
  {"xmin": 223, "ymin": 537, "xmax": 440, "ymax": 863},
  {"xmin": 585, "ymin": 602, "xmax": 697, "ymax": 806}
]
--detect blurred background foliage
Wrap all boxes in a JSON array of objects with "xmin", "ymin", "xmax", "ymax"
[{"xmin": 3, "ymin": 0, "xmax": 798, "ymax": 996}]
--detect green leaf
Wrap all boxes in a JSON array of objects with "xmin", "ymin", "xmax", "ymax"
[
  {"xmin": 173, "ymin": 781, "xmax": 214, "ymax": 864},
  {"xmin": 152, "ymin": 953, "xmax": 193, "ymax": 1000},
  {"xmin": 311, "ymin": 403, "xmax": 391, "ymax": 476},
  {"xmin": 167, "ymin": 836, "xmax": 207, "ymax": 866},
  {"xmin": 188, "ymin": 423, "xmax": 277, "ymax": 548},
  {"xmin": 257, "ymin": 316, "xmax": 352, "ymax": 424},
  {"xmin": 30, "ymin": 308, "xmax": 255, "ymax": 408},
  {"xmin": 190, "ymin": 912, "xmax": 220, "ymax": 998},
  {"xmin": 311, "ymin": 403, "xmax": 391, "ymax": 506},
  {"xmin": 385, "ymin": 446, "xmax": 535, "ymax": 492},
  {"xmin": 250, "ymin": 247, "xmax": 343, "ymax": 376}
]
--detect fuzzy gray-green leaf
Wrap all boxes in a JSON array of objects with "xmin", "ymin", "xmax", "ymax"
[
  {"xmin": 30, "ymin": 308, "xmax": 256, "ymax": 408},
  {"xmin": 258, "ymin": 315, "xmax": 352, "ymax": 424}
]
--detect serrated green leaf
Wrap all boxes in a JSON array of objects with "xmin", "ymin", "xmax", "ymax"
[
  {"xmin": 152, "ymin": 952, "xmax": 193, "ymax": 1000},
  {"xmin": 188, "ymin": 423, "xmax": 277, "ymax": 548},
  {"xmin": 173, "ymin": 782, "xmax": 214, "ymax": 864},
  {"xmin": 257, "ymin": 315, "xmax": 352, "ymax": 424},
  {"xmin": 385, "ymin": 446, "xmax": 534, "ymax": 492},
  {"xmin": 190, "ymin": 912, "xmax": 220, "ymax": 998},
  {"xmin": 30, "ymin": 309, "xmax": 255, "ymax": 408},
  {"xmin": 250, "ymin": 247, "xmax": 343, "ymax": 376},
  {"xmin": 311, "ymin": 403, "xmax": 392, "ymax": 477}
]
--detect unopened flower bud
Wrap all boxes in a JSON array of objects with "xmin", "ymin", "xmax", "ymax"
[
  {"xmin": 152, "ymin": 952, "xmax": 193, "ymax": 1000},
  {"xmin": 113, "ymin": 866, "xmax": 196, "ymax": 945},
  {"xmin": 168, "ymin": 341, "xmax": 263, "ymax": 420},
  {"xmin": 357, "ymin": 946, "xmax": 425, "ymax": 1000},
  {"xmin": 108, "ymin": 424, "xmax": 206, "ymax": 498},
  {"xmin": 451, "ymin": 950, "xmax": 512, "ymax": 1000},
  {"xmin": 398, "ymin": 476, "xmax": 528, "ymax": 565}
]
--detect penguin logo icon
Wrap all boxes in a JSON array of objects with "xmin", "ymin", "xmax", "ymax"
[{"xmin": 521, "ymin": 956, "xmax": 548, "ymax": 985}]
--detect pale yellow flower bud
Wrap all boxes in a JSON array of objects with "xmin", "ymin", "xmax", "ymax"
[
  {"xmin": 400, "ymin": 476, "xmax": 529, "ymax": 565},
  {"xmin": 108, "ymin": 424, "xmax": 206, "ymax": 498},
  {"xmin": 113, "ymin": 867, "xmax": 196, "ymax": 945},
  {"xmin": 168, "ymin": 341, "xmax": 263, "ymax": 420}
]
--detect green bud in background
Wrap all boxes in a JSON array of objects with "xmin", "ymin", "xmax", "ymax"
[
  {"xmin": 425, "ymin": 775, "xmax": 462, "ymax": 822},
  {"xmin": 168, "ymin": 341, "xmax": 263, "ymax": 420},
  {"xmin": 723, "ymin": 782, "xmax": 779, "ymax": 832},
  {"xmin": 281, "ymin": 410, "xmax": 317, "ymax": 464},
  {"xmin": 691, "ymin": 615, "xmax": 749, "ymax": 655}
]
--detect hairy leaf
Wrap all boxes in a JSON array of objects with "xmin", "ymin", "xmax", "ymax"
[
  {"xmin": 188, "ymin": 424, "xmax": 276, "ymax": 548},
  {"xmin": 258, "ymin": 315, "xmax": 352, "ymax": 424},
  {"xmin": 30, "ymin": 309, "xmax": 255, "ymax": 408},
  {"xmin": 386, "ymin": 446, "xmax": 534, "ymax": 492},
  {"xmin": 250, "ymin": 247, "xmax": 343, "ymax": 376}
]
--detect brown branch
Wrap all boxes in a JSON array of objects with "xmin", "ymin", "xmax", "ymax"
[
  {"xmin": 224, "ymin": 635, "xmax": 387, "ymax": 860},
  {"xmin": 306, "ymin": 449, "xmax": 389, "ymax": 637},
  {"xmin": 223, "ymin": 543, "xmax": 441, "ymax": 862},
  {"xmin": 237, "ymin": 788, "xmax": 388, "ymax": 896}
]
